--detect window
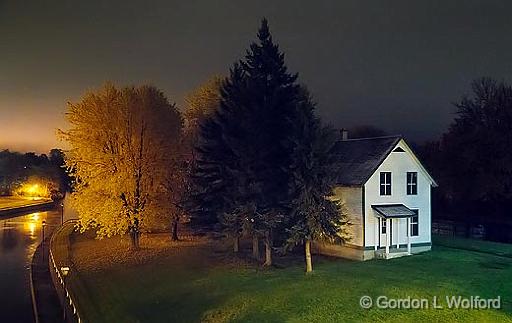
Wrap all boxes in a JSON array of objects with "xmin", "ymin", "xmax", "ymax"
[
  {"xmin": 407, "ymin": 172, "xmax": 418, "ymax": 195},
  {"xmin": 410, "ymin": 212, "xmax": 419, "ymax": 237},
  {"xmin": 381, "ymin": 218, "xmax": 386, "ymax": 234},
  {"xmin": 380, "ymin": 172, "xmax": 391, "ymax": 195}
]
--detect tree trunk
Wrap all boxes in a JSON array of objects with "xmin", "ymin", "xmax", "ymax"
[
  {"xmin": 305, "ymin": 239, "xmax": 313, "ymax": 273},
  {"xmin": 252, "ymin": 234, "xmax": 259, "ymax": 260},
  {"xmin": 130, "ymin": 229, "xmax": 140, "ymax": 250},
  {"xmin": 263, "ymin": 231, "xmax": 272, "ymax": 266},
  {"xmin": 171, "ymin": 219, "xmax": 179, "ymax": 241},
  {"xmin": 233, "ymin": 235, "xmax": 239, "ymax": 253}
]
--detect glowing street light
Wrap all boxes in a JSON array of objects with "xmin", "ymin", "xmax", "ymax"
[
  {"xmin": 41, "ymin": 220, "xmax": 47, "ymax": 262},
  {"xmin": 60, "ymin": 266, "xmax": 70, "ymax": 276},
  {"xmin": 60, "ymin": 203, "xmax": 64, "ymax": 225}
]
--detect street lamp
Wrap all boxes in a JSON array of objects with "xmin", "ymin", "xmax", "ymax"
[
  {"xmin": 60, "ymin": 266, "xmax": 71, "ymax": 320},
  {"xmin": 60, "ymin": 203, "xmax": 64, "ymax": 225},
  {"xmin": 41, "ymin": 220, "xmax": 47, "ymax": 262},
  {"xmin": 42, "ymin": 220, "xmax": 46, "ymax": 241},
  {"xmin": 60, "ymin": 266, "xmax": 70, "ymax": 276}
]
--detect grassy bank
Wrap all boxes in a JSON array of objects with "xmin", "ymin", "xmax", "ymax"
[{"xmin": 55, "ymin": 229, "xmax": 512, "ymax": 322}]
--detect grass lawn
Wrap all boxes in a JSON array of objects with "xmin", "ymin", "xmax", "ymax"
[
  {"xmin": 53, "ymin": 228, "xmax": 512, "ymax": 323},
  {"xmin": 0, "ymin": 196, "xmax": 52, "ymax": 211}
]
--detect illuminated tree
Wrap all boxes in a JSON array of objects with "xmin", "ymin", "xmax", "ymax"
[
  {"xmin": 61, "ymin": 84, "xmax": 182, "ymax": 249},
  {"xmin": 183, "ymin": 76, "xmax": 223, "ymax": 136}
]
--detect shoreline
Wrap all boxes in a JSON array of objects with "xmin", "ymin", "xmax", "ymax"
[{"xmin": 0, "ymin": 199, "xmax": 55, "ymax": 217}]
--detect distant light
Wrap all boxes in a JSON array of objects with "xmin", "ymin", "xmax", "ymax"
[{"xmin": 17, "ymin": 182, "xmax": 49, "ymax": 198}]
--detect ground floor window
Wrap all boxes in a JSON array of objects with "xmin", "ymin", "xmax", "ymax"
[
  {"xmin": 410, "ymin": 212, "xmax": 419, "ymax": 236},
  {"xmin": 381, "ymin": 218, "xmax": 386, "ymax": 234}
]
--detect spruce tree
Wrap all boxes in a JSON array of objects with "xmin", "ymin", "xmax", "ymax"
[
  {"xmin": 239, "ymin": 18, "xmax": 301, "ymax": 265},
  {"xmin": 286, "ymin": 91, "xmax": 351, "ymax": 272},
  {"xmin": 190, "ymin": 19, "xmax": 302, "ymax": 265}
]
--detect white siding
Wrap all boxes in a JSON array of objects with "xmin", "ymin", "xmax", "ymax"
[
  {"xmin": 332, "ymin": 186, "xmax": 363, "ymax": 247},
  {"xmin": 364, "ymin": 139, "xmax": 432, "ymax": 248}
]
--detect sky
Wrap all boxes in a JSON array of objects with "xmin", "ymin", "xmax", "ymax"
[{"xmin": 1, "ymin": 0, "xmax": 512, "ymax": 153}]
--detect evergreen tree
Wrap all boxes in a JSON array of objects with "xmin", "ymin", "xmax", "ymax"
[
  {"xmin": 239, "ymin": 18, "xmax": 302, "ymax": 265},
  {"xmin": 286, "ymin": 92, "xmax": 350, "ymax": 272},
  {"xmin": 190, "ymin": 19, "xmax": 302, "ymax": 265},
  {"xmin": 188, "ymin": 64, "xmax": 248, "ymax": 240}
]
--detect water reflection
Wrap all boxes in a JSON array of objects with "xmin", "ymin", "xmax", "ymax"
[
  {"xmin": 2, "ymin": 221, "xmax": 20, "ymax": 251},
  {"xmin": 24, "ymin": 212, "xmax": 42, "ymax": 237},
  {"xmin": 0, "ymin": 196, "xmax": 77, "ymax": 322}
]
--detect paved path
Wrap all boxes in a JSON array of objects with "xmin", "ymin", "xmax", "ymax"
[{"xmin": 32, "ymin": 232, "xmax": 63, "ymax": 323}]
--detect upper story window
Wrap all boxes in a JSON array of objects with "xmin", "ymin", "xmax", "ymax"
[
  {"xmin": 380, "ymin": 172, "xmax": 391, "ymax": 195},
  {"xmin": 407, "ymin": 172, "xmax": 418, "ymax": 195}
]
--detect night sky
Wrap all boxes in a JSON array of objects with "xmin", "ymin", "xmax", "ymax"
[{"xmin": 2, "ymin": 0, "xmax": 512, "ymax": 153}]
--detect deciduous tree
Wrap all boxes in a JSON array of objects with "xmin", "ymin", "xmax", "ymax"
[{"xmin": 61, "ymin": 84, "xmax": 182, "ymax": 249}]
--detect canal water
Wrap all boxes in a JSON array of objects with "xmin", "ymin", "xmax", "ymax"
[{"xmin": 0, "ymin": 197, "xmax": 77, "ymax": 322}]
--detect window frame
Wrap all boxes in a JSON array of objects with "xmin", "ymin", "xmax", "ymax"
[
  {"xmin": 380, "ymin": 172, "xmax": 392, "ymax": 196},
  {"xmin": 410, "ymin": 211, "xmax": 419, "ymax": 237},
  {"xmin": 406, "ymin": 172, "xmax": 418, "ymax": 195}
]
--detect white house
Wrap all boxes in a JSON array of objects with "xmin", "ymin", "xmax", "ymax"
[{"xmin": 314, "ymin": 133, "xmax": 437, "ymax": 260}]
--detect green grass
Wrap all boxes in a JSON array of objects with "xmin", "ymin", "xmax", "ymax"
[
  {"xmin": 433, "ymin": 235, "xmax": 512, "ymax": 258},
  {"xmin": 58, "ymin": 232, "xmax": 512, "ymax": 323}
]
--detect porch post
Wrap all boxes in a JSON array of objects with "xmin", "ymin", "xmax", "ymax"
[
  {"xmin": 407, "ymin": 217, "xmax": 411, "ymax": 255},
  {"xmin": 374, "ymin": 217, "xmax": 378, "ymax": 251},
  {"xmin": 396, "ymin": 218, "xmax": 400, "ymax": 249},
  {"xmin": 385, "ymin": 218, "xmax": 390, "ymax": 255}
]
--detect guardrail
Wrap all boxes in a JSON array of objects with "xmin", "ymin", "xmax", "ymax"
[{"xmin": 48, "ymin": 220, "xmax": 82, "ymax": 323}]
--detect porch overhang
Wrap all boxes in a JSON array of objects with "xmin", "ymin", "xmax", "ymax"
[{"xmin": 371, "ymin": 204, "xmax": 416, "ymax": 219}]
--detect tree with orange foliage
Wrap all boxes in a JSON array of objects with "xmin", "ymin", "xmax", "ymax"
[{"xmin": 61, "ymin": 84, "xmax": 182, "ymax": 249}]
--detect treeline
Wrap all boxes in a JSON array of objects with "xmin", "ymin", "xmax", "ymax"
[
  {"xmin": 0, "ymin": 149, "xmax": 69, "ymax": 198},
  {"xmin": 418, "ymin": 78, "xmax": 512, "ymax": 223},
  {"xmin": 63, "ymin": 19, "xmax": 349, "ymax": 272}
]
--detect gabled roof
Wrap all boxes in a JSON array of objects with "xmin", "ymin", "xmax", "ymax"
[
  {"xmin": 330, "ymin": 135, "xmax": 402, "ymax": 186},
  {"xmin": 330, "ymin": 135, "xmax": 437, "ymax": 187}
]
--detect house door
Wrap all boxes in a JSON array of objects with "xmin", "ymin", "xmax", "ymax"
[{"xmin": 380, "ymin": 218, "xmax": 392, "ymax": 248}]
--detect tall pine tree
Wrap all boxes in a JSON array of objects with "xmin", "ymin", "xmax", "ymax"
[{"xmin": 190, "ymin": 19, "xmax": 302, "ymax": 265}]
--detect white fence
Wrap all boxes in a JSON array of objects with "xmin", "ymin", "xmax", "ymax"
[{"xmin": 49, "ymin": 220, "xmax": 82, "ymax": 323}]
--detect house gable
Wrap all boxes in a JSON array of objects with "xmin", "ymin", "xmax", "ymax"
[{"xmin": 363, "ymin": 139, "xmax": 433, "ymax": 248}]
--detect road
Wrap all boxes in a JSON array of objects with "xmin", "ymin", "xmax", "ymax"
[{"xmin": 0, "ymin": 196, "xmax": 77, "ymax": 322}]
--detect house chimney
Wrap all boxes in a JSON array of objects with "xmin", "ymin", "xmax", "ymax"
[{"xmin": 340, "ymin": 128, "xmax": 348, "ymax": 141}]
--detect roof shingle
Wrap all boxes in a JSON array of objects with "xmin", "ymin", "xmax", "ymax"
[{"xmin": 330, "ymin": 136, "xmax": 401, "ymax": 185}]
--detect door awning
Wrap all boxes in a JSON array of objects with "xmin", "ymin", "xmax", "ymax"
[{"xmin": 371, "ymin": 204, "xmax": 417, "ymax": 219}]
